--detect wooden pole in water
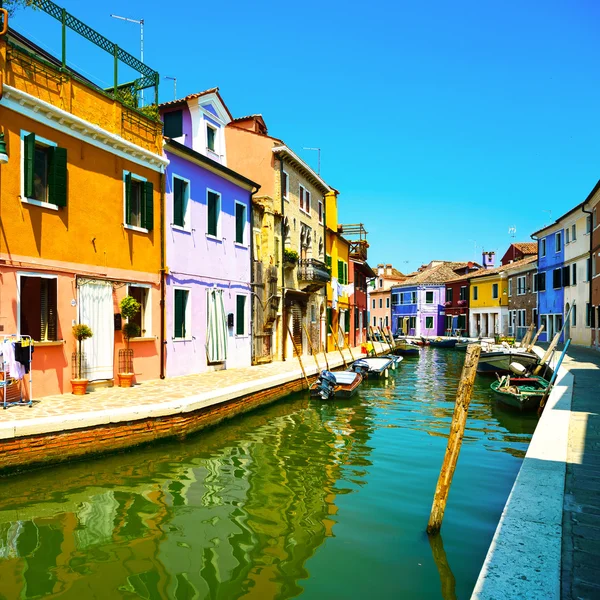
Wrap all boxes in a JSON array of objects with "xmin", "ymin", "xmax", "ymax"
[
  {"xmin": 338, "ymin": 324, "xmax": 356, "ymax": 362},
  {"xmin": 386, "ymin": 326, "xmax": 397, "ymax": 351},
  {"xmin": 520, "ymin": 323, "xmax": 535, "ymax": 347},
  {"xmin": 303, "ymin": 324, "xmax": 322, "ymax": 373},
  {"xmin": 329, "ymin": 325, "xmax": 348, "ymax": 368},
  {"xmin": 378, "ymin": 326, "xmax": 393, "ymax": 352},
  {"xmin": 287, "ymin": 326, "xmax": 310, "ymax": 388},
  {"xmin": 427, "ymin": 343, "xmax": 481, "ymax": 534},
  {"xmin": 526, "ymin": 324, "xmax": 545, "ymax": 352}
]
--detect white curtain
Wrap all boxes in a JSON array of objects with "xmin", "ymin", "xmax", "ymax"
[
  {"xmin": 206, "ymin": 288, "xmax": 227, "ymax": 363},
  {"xmin": 79, "ymin": 282, "xmax": 114, "ymax": 381}
]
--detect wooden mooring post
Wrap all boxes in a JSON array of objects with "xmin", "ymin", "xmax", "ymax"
[
  {"xmin": 338, "ymin": 325, "xmax": 356, "ymax": 362},
  {"xmin": 427, "ymin": 343, "xmax": 481, "ymax": 534},
  {"xmin": 303, "ymin": 324, "xmax": 322, "ymax": 373},
  {"xmin": 329, "ymin": 325, "xmax": 348, "ymax": 369},
  {"xmin": 287, "ymin": 326, "xmax": 310, "ymax": 389}
]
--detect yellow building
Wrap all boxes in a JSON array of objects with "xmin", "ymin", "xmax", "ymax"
[
  {"xmin": 325, "ymin": 190, "xmax": 351, "ymax": 351},
  {"xmin": 0, "ymin": 10, "xmax": 167, "ymax": 397},
  {"xmin": 468, "ymin": 261, "xmax": 509, "ymax": 337}
]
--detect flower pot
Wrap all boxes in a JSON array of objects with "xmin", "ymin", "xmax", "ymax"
[
  {"xmin": 71, "ymin": 379, "xmax": 89, "ymax": 396},
  {"xmin": 118, "ymin": 373, "xmax": 134, "ymax": 388}
]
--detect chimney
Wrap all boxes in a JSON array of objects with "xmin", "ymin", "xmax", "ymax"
[
  {"xmin": 482, "ymin": 251, "xmax": 496, "ymax": 269},
  {"xmin": 377, "ymin": 263, "xmax": 384, "ymax": 275},
  {"xmin": 385, "ymin": 264, "xmax": 392, "ymax": 276}
]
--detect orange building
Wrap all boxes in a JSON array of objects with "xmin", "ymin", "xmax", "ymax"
[{"xmin": 0, "ymin": 16, "xmax": 167, "ymax": 397}]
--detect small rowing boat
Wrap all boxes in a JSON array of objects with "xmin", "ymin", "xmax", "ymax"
[
  {"xmin": 427, "ymin": 337, "xmax": 458, "ymax": 348},
  {"xmin": 490, "ymin": 374, "xmax": 550, "ymax": 411}
]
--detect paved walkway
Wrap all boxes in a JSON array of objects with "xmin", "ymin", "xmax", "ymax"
[
  {"xmin": 0, "ymin": 344, "xmax": 380, "ymax": 439},
  {"xmin": 560, "ymin": 346, "xmax": 600, "ymax": 600}
]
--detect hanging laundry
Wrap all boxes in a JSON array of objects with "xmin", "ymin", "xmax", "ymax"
[
  {"xmin": 2, "ymin": 340, "xmax": 25, "ymax": 380},
  {"xmin": 14, "ymin": 342, "xmax": 34, "ymax": 375},
  {"xmin": 331, "ymin": 277, "xmax": 339, "ymax": 309}
]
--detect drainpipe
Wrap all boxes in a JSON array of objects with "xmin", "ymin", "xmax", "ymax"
[
  {"xmin": 581, "ymin": 203, "xmax": 594, "ymax": 334},
  {"xmin": 280, "ymin": 157, "xmax": 286, "ymax": 361},
  {"xmin": 159, "ymin": 166, "xmax": 166, "ymax": 379},
  {"xmin": 249, "ymin": 183, "xmax": 261, "ymax": 365}
]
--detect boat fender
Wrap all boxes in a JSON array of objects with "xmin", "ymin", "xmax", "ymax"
[
  {"xmin": 509, "ymin": 362, "xmax": 528, "ymax": 376},
  {"xmin": 384, "ymin": 368, "xmax": 389, "ymax": 378}
]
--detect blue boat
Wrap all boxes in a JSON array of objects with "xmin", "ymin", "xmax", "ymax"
[{"xmin": 424, "ymin": 337, "xmax": 458, "ymax": 348}]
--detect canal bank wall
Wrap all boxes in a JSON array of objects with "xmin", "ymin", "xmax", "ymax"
[
  {"xmin": 0, "ymin": 345, "xmax": 380, "ymax": 477},
  {"xmin": 472, "ymin": 348, "xmax": 573, "ymax": 599}
]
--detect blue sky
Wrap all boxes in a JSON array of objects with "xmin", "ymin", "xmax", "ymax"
[{"xmin": 11, "ymin": 0, "xmax": 600, "ymax": 273}]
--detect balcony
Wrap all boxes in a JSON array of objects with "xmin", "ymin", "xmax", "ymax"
[{"xmin": 298, "ymin": 259, "xmax": 331, "ymax": 292}]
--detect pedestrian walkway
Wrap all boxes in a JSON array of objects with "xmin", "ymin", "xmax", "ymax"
[
  {"xmin": 0, "ymin": 343, "xmax": 379, "ymax": 440},
  {"xmin": 560, "ymin": 346, "xmax": 600, "ymax": 600}
]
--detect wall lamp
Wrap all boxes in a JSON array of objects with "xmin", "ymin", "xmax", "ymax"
[{"xmin": 0, "ymin": 133, "xmax": 8, "ymax": 164}]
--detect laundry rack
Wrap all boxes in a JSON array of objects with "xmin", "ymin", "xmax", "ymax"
[{"xmin": 1, "ymin": 335, "xmax": 33, "ymax": 409}]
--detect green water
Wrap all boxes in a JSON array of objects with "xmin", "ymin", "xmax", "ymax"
[{"xmin": 0, "ymin": 350, "xmax": 537, "ymax": 599}]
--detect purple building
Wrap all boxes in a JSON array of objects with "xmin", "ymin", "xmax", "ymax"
[{"xmin": 160, "ymin": 90, "xmax": 259, "ymax": 376}]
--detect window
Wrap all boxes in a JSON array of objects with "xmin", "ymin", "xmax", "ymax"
[
  {"xmin": 562, "ymin": 266, "xmax": 571, "ymax": 287},
  {"xmin": 409, "ymin": 316, "xmax": 416, "ymax": 331},
  {"xmin": 373, "ymin": 316, "xmax": 377, "ymax": 327},
  {"xmin": 128, "ymin": 285, "xmax": 150, "ymax": 336},
  {"xmin": 125, "ymin": 172, "xmax": 154, "ymax": 230},
  {"xmin": 517, "ymin": 309, "xmax": 526, "ymax": 328},
  {"xmin": 391, "ymin": 293, "xmax": 399, "ymax": 306},
  {"xmin": 318, "ymin": 201, "xmax": 323, "ymax": 224},
  {"xmin": 207, "ymin": 190, "xmax": 221, "ymax": 237},
  {"xmin": 460, "ymin": 286, "xmax": 467, "ymax": 301},
  {"xmin": 172, "ymin": 176, "xmax": 190, "ymax": 229},
  {"xmin": 572, "ymin": 263, "xmax": 577, "ymax": 286},
  {"xmin": 540, "ymin": 238, "xmax": 546, "ymax": 257},
  {"xmin": 553, "ymin": 268, "xmax": 562, "ymax": 289},
  {"xmin": 173, "ymin": 288, "xmax": 190, "ymax": 339},
  {"xmin": 411, "ymin": 291, "xmax": 417, "ymax": 304},
  {"xmin": 206, "ymin": 124, "xmax": 217, "ymax": 152},
  {"xmin": 586, "ymin": 215, "xmax": 592, "ymax": 234},
  {"xmin": 19, "ymin": 275, "xmax": 58, "ymax": 341},
  {"xmin": 565, "ymin": 228, "xmax": 570, "ymax": 244},
  {"xmin": 299, "ymin": 185, "xmax": 311, "ymax": 214},
  {"xmin": 425, "ymin": 316, "xmax": 434, "ymax": 329},
  {"xmin": 508, "ymin": 279, "xmax": 512, "ymax": 297},
  {"xmin": 163, "ymin": 110, "xmax": 183, "ymax": 138},
  {"xmin": 425, "ymin": 291, "xmax": 434, "ymax": 304},
  {"xmin": 587, "ymin": 258, "xmax": 592, "ymax": 281},
  {"xmin": 379, "ymin": 279, "xmax": 383, "ymax": 288},
  {"xmin": 384, "ymin": 297, "xmax": 389, "ymax": 309},
  {"xmin": 22, "ymin": 132, "xmax": 67, "ymax": 208},
  {"xmin": 236, "ymin": 295, "xmax": 246, "ymax": 335},
  {"xmin": 572, "ymin": 306, "xmax": 577, "ymax": 327},
  {"xmin": 445, "ymin": 288, "xmax": 453, "ymax": 303},
  {"xmin": 492, "ymin": 283, "xmax": 499, "ymax": 299},
  {"xmin": 517, "ymin": 276, "xmax": 526, "ymax": 295},
  {"xmin": 385, "ymin": 315, "xmax": 389, "ymax": 328},
  {"xmin": 572, "ymin": 223, "xmax": 577, "ymax": 241},
  {"xmin": 379, "ymin": 298, "xmax": 383, "ymax": 309},
  {"xmin": 537, "ymin": 272, "xmax": 546, "ymax": 292},
  {"xmin": 282, "ymin": 170, "xmax": 289, "ymax": 201},
  {"xmin": 473, "ymin": 286, "xmax": 478, "ymax": 300},
  {"xmin": 594, "ymin": 254, "xmax": 598, "ymax": 278},
  {"xmin": 372, "ymin": 298, "xmax": 376, "ymax": 309},
  {"xmin": 235, "ymin": 201, "xmax": 247, "ymax": 244},
  {"xmin": 540, "ymin": 314, "xmax": 548, "ymax": 332},
  {"xmin": 533, "ymin": 308, "xmax": 538, "ymax": 328},
  {"xmin": 555, "ymin": 231, "xmax": 562, "ymax": 252},
  {"xmin": 586, "ymin": 303, "xmax": 591, "ymax": 327}
]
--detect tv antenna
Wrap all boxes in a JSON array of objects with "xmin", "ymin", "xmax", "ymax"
[{"xmin": 508, "ymin": 226, "xmax": 517, "ymax": 239}]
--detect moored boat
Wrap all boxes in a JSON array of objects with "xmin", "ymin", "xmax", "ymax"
[
  {"xmin": 393, "ymin": 339, "xmax": 421, "ymax": 355},
  {"xmin": 310, "ymin": 370, "xmax": 363, "ymax": 400},
  {"xmin": 351, "ymin": 356, "xmax": 395, "ymax": 378},
  {"xmin": 427, "ymin": 337, "xmax": 458, "ymax": 348},
  {"xmin": 477, "ymin": 349, "xmax": 539, "ymax": 375},
  {"xmin": 490, "ymin": 374, "xmax": 550, "ymax": 411}
]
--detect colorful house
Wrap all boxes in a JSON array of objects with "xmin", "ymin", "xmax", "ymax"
[
  {"xmin": 391, "ymin": 262, "xmax": 474, "ymax": 337},
  {"xmin": 159, "ymin": 90, "xmax": 259, "ymax": 376},
  {"xmin": 531, "ymin": 223, "xmax": 565, "ymax": 342},
  {"xmin": 325, "ymin": 190, "xmax": 351, "ymax": 351},
  {"xmin": 369, "ymin": 264, "xmax": 405, "ymax": 331},
  {"xmin": 226, "ymin": 115, "xmax": 330, "ymax": 360},
  {"xmin": 506, "ymin": 257, "xmax": 538, "ymax": 340},
  {"xmin": 443, "ymin": 276, "xmax": 471, "ymax": 335},
  {"xmin": 0, "ymin": 16, "xmax": 167, "ymax": 397}
]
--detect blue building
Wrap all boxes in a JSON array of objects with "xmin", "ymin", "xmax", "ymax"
[
  {"xmin": 391, "ymin": 286, "xmax": 418, "ymax": 335},
  {"xmin": 532, "ymin": 225, "xmax": 565, "ymax": 342}
]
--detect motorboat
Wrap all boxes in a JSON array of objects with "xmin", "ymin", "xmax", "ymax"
[
  {"xmin": 350, "ymin": 356, "xmax": 395, "ymax": 378},
  {"xmin": 310, "ymin": 370, "xmax": 363, "ymax": 400},
  {"xmin": 392, "ymin": 339, "xmax": 420, "ymax": 355},
  {"xmin": 477, "ymin": 348, "xmax": 539, "ymax": 375}
]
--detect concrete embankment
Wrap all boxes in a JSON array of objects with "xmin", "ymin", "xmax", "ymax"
[
  {"xmin": 0, "ymin": 345, "xmax": 379, "ymax": 476},
  {"xmin": 472, "ymin": 346, "xmax": 600, "ymax": 599}
]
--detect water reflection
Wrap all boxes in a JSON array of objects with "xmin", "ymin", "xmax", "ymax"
[{"xmin": 0, "ymin": 349, "xmax": 535, "ymax": 599}]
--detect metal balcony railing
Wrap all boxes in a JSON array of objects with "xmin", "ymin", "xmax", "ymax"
[{"xmin": 298, "ymin": 259, "xmax": 331, "ymax": 285}]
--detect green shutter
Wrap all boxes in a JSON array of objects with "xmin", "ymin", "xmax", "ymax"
[
  {"xmin": 208, "ymin": 192, "xmax": 217, "ymax": 236},
  {"xmin": 125, "ymin": 172, "xmax": 132, "ymax": 225},
  {"xmin": 326, "ymin": 307, "xmax": 332, "ymax": 328},
  {"xmin": 337, "ymin": 259, "xmax": 343, "ymax": 281},
  {"xmin": 48, "ymin": 146, "xmax": 67, "ymax": 207},
  {"xmin": 344, "ymin": 310, "xmax": 350, "ymax": 333},
  {"xmin": 24, "ymin": 133, "xmax": 36, "ymax": 198},
  {"xmin": 236, "ymin": 203, "xmax": 244, "ymax": 244},
  {"xmin": 144, "ymin": 181, "xmax": 154, "ymax": 230},
  {"xmin": 173, "ymin": 178, "xmax": 184, "ymax": 227},
  {"xmin": 326, "ymin": 255, "xmax": 332, "ymax": 268},
  {"xmin": 344, "ymin": 262, "xmax": 348, "ymax": 285},
  {"xmin": 174, "ymin": 289, "xmax": 186, "ymax": 338},
  {"xmin": 236, "ymin": 295, "xmax": 246, "ymax": 335}
]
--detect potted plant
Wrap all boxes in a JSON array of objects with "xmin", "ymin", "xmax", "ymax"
[
  {"xmin": 283, "ymin": 248, "xmax": 299, "ymax": 267},
  {"xmin": 71, "ymin": 324, "xmax": 93, "ymax": 395},
  {"xmin": 118, "ymin": 295, "xmax": 141, "ymax": 388}
]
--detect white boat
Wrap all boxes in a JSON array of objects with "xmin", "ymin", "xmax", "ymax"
[
  {"xmin": 351, "ymin": 356, "xmax": 395, "ymax": 378},
  {"xmin": 309, "ymin": 370, "xmax": 363, "ymax": 400},
  {"xmin": 477, "ymin": 349, "xmax": 539, "ymax": 375}
]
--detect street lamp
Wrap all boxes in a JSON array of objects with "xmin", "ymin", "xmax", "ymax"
[{"xmin": 110, "ymin": 14, "xmax": 144, "ymax": 105}]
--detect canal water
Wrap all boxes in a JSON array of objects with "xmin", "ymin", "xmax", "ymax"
[{"xmin": 0, "ymin": 349, "xmax": 537, "ymax": 599}]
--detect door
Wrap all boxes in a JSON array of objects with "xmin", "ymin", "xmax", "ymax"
[
  {"xmin": 78, "ymin": 281, "xmax": 114, "ymax": 381},
  {"xmin": 291, "ymin": 304, "xmax": 303, "ymax": 356},
  {"xmin": 359, "ymin": 310, "xmax": 363, "ymax": 344}
]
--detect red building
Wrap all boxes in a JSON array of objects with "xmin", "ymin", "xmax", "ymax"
[
  {"xmin": 500, "ymin": 242, "xmax": 537, "ymax": 266},
  {"xmin": 444, "ymin": 262, "xmax": 482, "ymax": 335},
  {"xmin": 341, "ymin": 224, "xmax": 375, "ymax": 346}
]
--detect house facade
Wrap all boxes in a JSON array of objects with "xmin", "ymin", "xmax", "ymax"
[
  {"xmin": 506, "ymin": 257, "xmax": 538, "ymax": 340},
  {"xmin": 0, "ymin": 27, "xmax": 166, "ymax": 397},
  {"xmin": 368, "ymin": 264, "xmax": 405, "ymax": 331},
  {"xmin": 226, "ymin": 116, "xmax": 330, "ymax": 360},
  {"xmin": 591, "ymin": 183, "xmax": 600, "ymax": 349},
  {"xmin": 444, "ymin": 278, "xmax": 470, "ymax": 335},
  {"xmin": 160, "ymin": 89, "xmax": 258, "ymax": 376}
]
